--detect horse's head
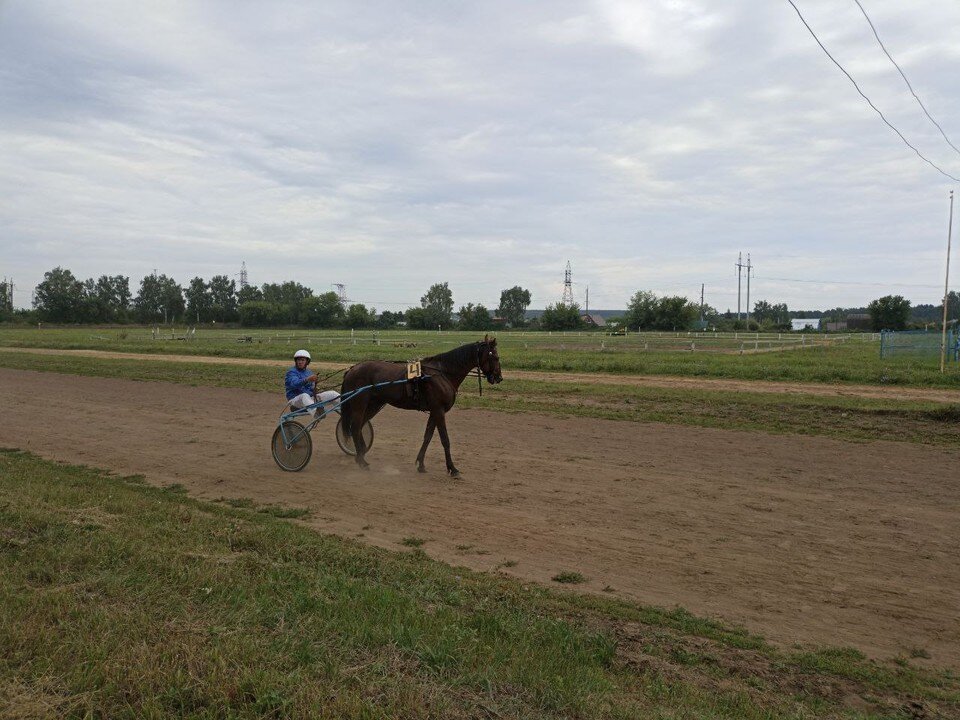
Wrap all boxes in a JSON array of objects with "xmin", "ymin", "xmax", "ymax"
[{"xmin": 478, "ymin": 335, "xmax": 502, "ymax": 384}]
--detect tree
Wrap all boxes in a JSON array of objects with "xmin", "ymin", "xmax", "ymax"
[
  {"xmin": 135, "ymin": 273, "xmax": 184, "ymax": 323},
  {"xmin": 262, "ymin": 281, "xmax": 313, "ymax": 325},
  {"xmin": 237, "ymin": 284, "xmax": 263, "ymax": 305},
  {"xmin": 208, "ymin": 275, "xmax": 238, "ymax": 322},
  {"xmin": 345, "ymin": 303, "xmax": 376, "ymax": 328},
  {"xmin": 405, "ymin": 307, "xmax": 430, "ymax": 329},
  {"xmin": 625, "ymin": 291, "xmax": 658, "ymax": 331},
  {"xmin": 540, "ymin": 302, "xmax": 583, "ymax": 330},
  {"xmin": 95, "ymin": 275, "xmax": 131, "ymax": 322},
  {"xmin": 33, "ymin": 267, "xmax": 86, "ymax": 322},
  {"xmin": 376, "ymin": 310, "xmax": 404, "ymax": 328},
  {"xmin": 770, "ymin": 303, "xmax": 789, "ymax": 327},
  {"xmin": 868, "ymin": 295, "xmax": 910, "ymax": 331},
  {"xmin": 497, "ymin": 286, "xmax": 531, "ymax": 327},
  {"xmin": 239, "ymin": 301, "xmax": 282, "ymax": 327},
  {"xmin": 420, "ymin": 282, "xmax": 454, "ymax": 329},
  {"xmin": 752, "ymin": 300, "xmax": 773, "ymax": 324},
  {"xmin": 185, "ymin": 277, "xmax": 212, "ymax": 323},
  {"xmin": 458, "ymin": 303, "xmax": 493, "ymax": 331},
  {"xmin": 301, "ymin": 292, "xmax": 344, "ymax": 327},
  {"xmin": 653, "ymin": 296, "xmax": 697, "ymax": 331},
  {"xmin": 0, "ymin": 279, "xmax": 11, "ymax": 320}
]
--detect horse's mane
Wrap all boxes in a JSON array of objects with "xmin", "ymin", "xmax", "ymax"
[{"xmin": 423, "ymin": 342, "xmax": 479, "ymax": 371}]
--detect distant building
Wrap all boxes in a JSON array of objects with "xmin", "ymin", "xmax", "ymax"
[
  {"xmin": 846, "ymin": 313, "xmax": 872, "ymax": 331},
  {"xmin": 791, "ymin": 318, "xmax": 821, "ymax": 331},
  {"xmin": 823, "ymin": 321, "xmax": 847, "ymax": 332},
  {"xmin": 581, "ymin": 313, "xmax": 607, "ymax": 327}
]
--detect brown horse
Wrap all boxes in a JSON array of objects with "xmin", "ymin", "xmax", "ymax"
[{"xmin": 339, "ymin": 336, "xmax": 502, "ymax": 476}]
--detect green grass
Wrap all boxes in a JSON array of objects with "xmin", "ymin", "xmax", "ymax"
[
  {"xmin": 2, "ymin": 449, "xmax": 957, "ymax": 718},
  {"xmin": 3, "ymin": 325, "xmax": 960, "ymax": 387},
  {"xmin": 2, "ymin": 350, "xmax": 959, "ymax": 447},
  {"xmin": 552, "ymin": 571, "xmax": 586, "ymax": 584}
]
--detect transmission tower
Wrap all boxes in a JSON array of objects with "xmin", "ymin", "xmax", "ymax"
[
  {"xmin": 239, "ymin": 261, "xmax": 249, "ymax": 289},
  {"xmin": 561, "ymin": 261, "xmax": 574, "ymax": 305},
  {"xmin": 332, "ymin": 283, "xmax": 348, "ymax": 304}
]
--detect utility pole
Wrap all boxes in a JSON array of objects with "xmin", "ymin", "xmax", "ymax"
[
  {"xmin": 332, "ymin": 283, "xmax": 348, "ymax": 305},
  {"xmin": 940, "ymin": 190, "xmax": 955, "ymax": 374},
  {"xmin": 239, "ymin": 261, "xmax": 249, "ymax": 289},
  {"xmin": 745, "ymin": 253, "xmax": 753, "ymax": 324},
  {"xmin": 585, "ymin": 286, "xmax": 589, "ymax": 315},
  {"xmin": 735, "ymin": 253, "xmax": 744, "ymax": 321},
  {"xmin": 700, "ymin": 283, "xmax": 705, "ymax": 323}
]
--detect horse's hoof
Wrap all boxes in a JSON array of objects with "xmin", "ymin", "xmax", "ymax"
[
  {"xmin": 448, "ymin": 468, "xmax": 460, "ymax": 478},
  {"xmin": 417, "ymin": 465, "xmax": 427, "ymax": 474}
]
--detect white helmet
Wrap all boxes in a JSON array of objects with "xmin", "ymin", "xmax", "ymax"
[{"xmin": 293, "ymin": 349, "xmax": 311, "ymax": 363}]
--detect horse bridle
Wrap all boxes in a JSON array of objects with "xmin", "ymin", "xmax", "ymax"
[{"xmin": 421, "ymin": 342, "xmax": 497, "ymax": 396}]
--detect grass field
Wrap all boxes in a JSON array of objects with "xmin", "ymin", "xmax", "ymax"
[
  {"xmin": 1, "ymin": 350, "xmax": 958, "ymax": 447},
  {"xmin": 2, "ymin": 449, "xmax": 957, "ymax": 719},
  {"xmin": 7, "ymin": 326, "xmax": 960, "ymax": 386}
]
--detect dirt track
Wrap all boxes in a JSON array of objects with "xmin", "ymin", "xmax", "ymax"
[
  {"xmin": 5, "ymin": 346, "xmax": 960, "ymax": 404},
  {"xmin": 1, "ymin": 367, "xmax": 957, "ymax": 667}
]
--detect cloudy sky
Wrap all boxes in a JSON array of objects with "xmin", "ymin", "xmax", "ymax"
[{"xmin": 2, "ymin": 0, "xmax": 959, "ymax": 313}]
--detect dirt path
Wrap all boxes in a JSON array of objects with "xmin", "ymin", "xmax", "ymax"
[
  {"xmin": 4, "ymin": 346, "xmax": 960, "ymax": 404},
  {"xmin": 1, "ymin": 367, "xmax": 958, "ymax": 668}
]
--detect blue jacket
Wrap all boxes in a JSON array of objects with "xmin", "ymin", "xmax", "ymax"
[{"xmin": 285, "ymin": 366, "xmax": 315, "ymax": 400}]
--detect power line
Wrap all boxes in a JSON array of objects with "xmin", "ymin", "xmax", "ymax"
[
  {"xmin": 756, "ymin": 275, "xmax": 943, "ymax": 288},
  {"xmin": 785, "ymin": 0, "xmax": 960, "ymax": 182},
  {"xmin": 852, "ymin": 0, "xmax": 960, "ymax": 158}
]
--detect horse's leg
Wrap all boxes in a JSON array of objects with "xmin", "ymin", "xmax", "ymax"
[
  {"xmin": 415, "ymin": 414, "xmax": 436, "ymax": 473},
  {"xmin": 434, "ymin": 412, "xmax": 459, "ymax": 477},
  {"xmin": 356, "ymin": 399, "xmax": 385, "ymax": 467},
  {"xmin": 351, "ymin": 395, "xmax": 371, "ymax": 468}
]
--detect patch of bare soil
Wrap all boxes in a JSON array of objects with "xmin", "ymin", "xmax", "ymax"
[
  {"xmin": 5, "ymin": 346, "xmax": 960, "ymax": 404},
  {"xmin": 1, "ymin": 367, "xmax": 958, "ymax": 669}
]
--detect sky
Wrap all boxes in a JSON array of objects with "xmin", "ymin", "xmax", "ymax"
[{"xmin": 2, "ymin": 0, "xmax": 959, "ymax": 313}]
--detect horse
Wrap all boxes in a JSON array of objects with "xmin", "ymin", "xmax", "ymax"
[{"xmin": 339, "ymin": 336, "xmax": 502, "ymax": 476}]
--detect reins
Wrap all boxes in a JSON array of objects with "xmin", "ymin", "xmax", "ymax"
[{"xmin": 314, "ymin": 367, "xmax": 347, "ymax": 387}]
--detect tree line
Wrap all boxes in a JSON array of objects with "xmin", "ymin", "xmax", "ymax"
[
  {"xmin": 591, "ymin": 291, "xmax": 933, "ymax": 333},
  {"xmin": 3, "ymin": 267, "xmax": 949, "ymax": 333},
  {"xmin": 13, "ymin": 268, "xmax": 535, "ymax": 330}
]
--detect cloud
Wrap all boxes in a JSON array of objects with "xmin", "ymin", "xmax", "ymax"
[{"xmin": 2, "ymin": 0, "xmax": 959, "ymax": 311}]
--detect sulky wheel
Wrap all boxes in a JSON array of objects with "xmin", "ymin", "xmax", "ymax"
[
  {"xmin": 335, "ymin": 418, "xmax": 374, "ymax": 456},
  {"xmin": 271, "ymin": 420, "xmax": 313, "ymax": 471}
]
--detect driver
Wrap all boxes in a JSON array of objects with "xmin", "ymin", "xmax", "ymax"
[{"xmin": 285, "ymin": 349, "xmax": 340, "ymax": 419}]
